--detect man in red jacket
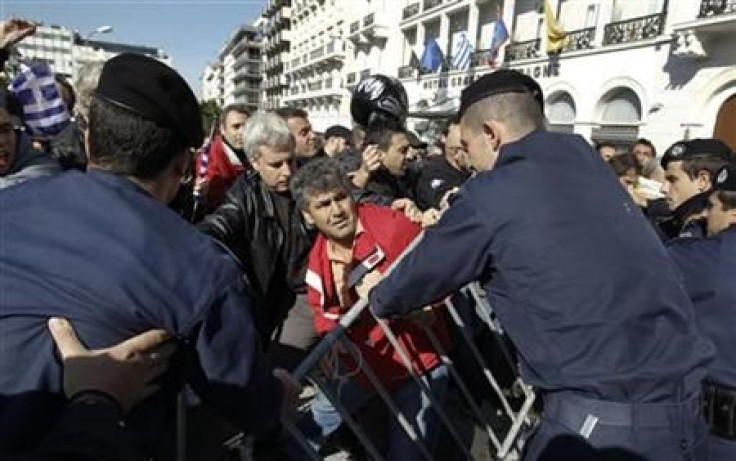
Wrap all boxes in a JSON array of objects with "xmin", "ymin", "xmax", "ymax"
[
  {"xmin": 290, "ymin": 157, "xmax": 449, "ymax": 460},
  {"xmin": 197, "ymin": 104, "xmax": 250, "ymax": 213}
]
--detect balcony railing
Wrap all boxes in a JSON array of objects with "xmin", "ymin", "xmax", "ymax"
[
  {"xmin": 364, "ymin": 13, "xmax": 374, "ymax": 28},
  {"xmin": 699, "ymin": 0, "xmax": 736, "ymax": 17},
  {"xmin": 398, "ymin": 65, "xmax": 416, "ymax": 79},
  {"xmin": 308, "ymin": 81, "xmax": 323, "ymax": 91},
  {"xmin": 310, "ymin": 46, "xmax": 324, "ymax": 60},
  {"xmin": 350, "ymin": 21, "xmax": 361, "ymax": 34},
  {"xmin": 603, "ymin": 13, "xmax": 665, "ymax": 46},
  {"xmin": 470, "ymin": 48, "xmax": 497, "ymax": 67},
  {"xmin": 561, "ymin": 27, "xmax": 596, "ymax": 53},
  {"xmin": 505, "ymin": 39, "xmax": 541, "ymax": 62},
  {"xmin": 403, "ymin": 2, "xmax": 420, "ymax": 20},
  {"xmin": 423, "ymin": 0, "xmax": 442, "ymax": 11}
]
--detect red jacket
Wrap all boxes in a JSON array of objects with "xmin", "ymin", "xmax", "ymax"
[
  {"xmin": 197, "ymin": 136, "xmax": 249, "ymax": 213},
  {"xmin": 306, "ymin": 203, "xmax": 448, "ymax": 390}
]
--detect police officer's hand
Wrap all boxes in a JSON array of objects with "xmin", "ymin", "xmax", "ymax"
[
  {"xmin": 439, "ymin": 187, "xmax": 460, "ymax": 211},
  {"xmin": 0, "ymin": 18, "xmax": 37, "ymax": 48},
  {"xmin": 273, "ymin": 368, "xmax": 302, "ymax": 420},
  {"xmin": 421, "ymin": 208, "xmax": 441, "ymax": 228},
  {"xmin": 48, "ymin": 317, "xmax": 176, "ymax": 414}
]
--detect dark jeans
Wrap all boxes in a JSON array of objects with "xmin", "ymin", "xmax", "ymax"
[
  {"xmin": 523, "ymin": 392, "xmax": 708, "ymax": 461},
  {"xmin": 708, "ymin": 434, "xmax": 736, "ymax": 461}
]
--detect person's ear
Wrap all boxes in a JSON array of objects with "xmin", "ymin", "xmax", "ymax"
[
  {"xmin": 696, "ymin": 170, "xmax": 712, "ymax": 192},
  {"xmin": 482, "ymin": 120, "xmax": 501, "ymax": 152},
  {"xmin": 302, "ymin": 210, "xmax": 314, "ymax": 227}
]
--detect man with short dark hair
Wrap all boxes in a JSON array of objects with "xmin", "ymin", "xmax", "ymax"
[
  {"xmin": 368, "ymin": 69, "xmax": 713, "ymax": 460},
  {"xmin": 0, "ymin": 54, "xmax": 292, "ymax": 456},
  {"xmin": 415, "ymin": 121, "xmax": 471, "ymax": 210},
  {"xmin": 275, "ymin": 107, "xmax": 316, "ymax": 166},
  {"xmin": 49, "ymin": 74, "xmax": 87, "ymax": 171},
  {"xmin": 595, "ymin": 141, "xmax": 617, "ymax": 162},
  {"xmin": 351, "ymin": 125, "xmax": 416, "ymax": 206},
  {"xmin": 668, "ymin": 163, "xmax": 736, "ymax": 460},
  {"xmin": 658, "ymin": 138, "xmax": 733, "ymax": 239},
  {"xmin": 198, "ymin": 103, "xmax": 251, "ymax": 212}
]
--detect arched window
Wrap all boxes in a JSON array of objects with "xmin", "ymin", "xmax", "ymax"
[
  {"xmin": 593, "ymin": 87, "xmax": 641, "ymax": 148},
  {"xmin": 546, "ymin": 91, "xmax": 576, "ymax": 133}
]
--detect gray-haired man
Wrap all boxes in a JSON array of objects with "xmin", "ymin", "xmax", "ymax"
[{"xmin": 199, "ymin": 111, "xmax": 317, "ymax": 368}]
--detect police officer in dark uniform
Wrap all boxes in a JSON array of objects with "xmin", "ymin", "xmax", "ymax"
[
  {"xmin": 367, "ymin": 70, "xmax": 713, "ymax": 460},
  {"xmin": 668, "ymin": 163, "xmax": 736, "ymax": 460},
  {"xmin": 657, "ymin": 138, "xmax": 733, "ymax": 240},
  {"xmin": 0, "ymin": 54, "xmax": 294, "ymax": 456}
]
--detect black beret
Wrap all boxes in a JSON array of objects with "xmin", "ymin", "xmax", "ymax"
[
  {"xmin": 713, "ymin": 163, "xmax": 736, "ymax": 192},
  {"xmin": 95, "ymin": 53, "xmax": 203, "ymax": 149},
  {"xmin": 458, "ymin": 69, "xmax": 544, "ymax": 118},
  {"xmin": 324, "ymin": 125, "xmax": 352, "ymax": 142},
  {"xmin": 661, "ymin": 138, "xmax": 733, "ymax": 169}
]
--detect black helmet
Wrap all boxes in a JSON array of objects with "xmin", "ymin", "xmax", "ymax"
[{"xmin": 350, "ymin": 74, "xmax": 408, "ymax": 128}]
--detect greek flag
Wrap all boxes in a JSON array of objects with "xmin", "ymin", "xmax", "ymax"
[
  {"xmin": 451, "ymin": 32, "xmax": 473, "ymax": 71},
  {"xmin": 10, "ymin": 62, "xmax": 70, "ymax": 138}
]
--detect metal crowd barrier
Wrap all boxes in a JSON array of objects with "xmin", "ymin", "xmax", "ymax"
[{"xmin": 279, "ymin": 235, "xmax": 538, "ymax": 460}]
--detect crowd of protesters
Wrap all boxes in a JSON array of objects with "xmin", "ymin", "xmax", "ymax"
[{"xmin": 2, "ymin": 15, "xmax": 736, "ymax": 461}]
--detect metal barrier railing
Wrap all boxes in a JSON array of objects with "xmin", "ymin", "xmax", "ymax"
[{"xmin": 279, "ymin": 235, "xmax": 538, "ymax": 460}]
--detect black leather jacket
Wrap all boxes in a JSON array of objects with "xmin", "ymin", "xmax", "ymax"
[{"xmin": 198, "ymin": 170, "xmax": 313, "ymax": 337}]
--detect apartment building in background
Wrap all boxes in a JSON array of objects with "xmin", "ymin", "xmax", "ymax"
[
  {"xmin": 219, "ymin": 23, "xmax": 263, "ymax": 112},
  {"xmin": 14, "ymin": 23, "xmax": 170, "ymax": 81},
  {"xmin": 262, "ymin": 0, "xmax": 292, "ymax": 110}
]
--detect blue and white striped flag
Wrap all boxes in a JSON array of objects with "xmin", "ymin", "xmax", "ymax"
[
  {"xmin": 10, "ymin": 62, "xmax": 70, "ymax": 138},
  {"xmin": 451, "ymin": 32, "xmax": 474, "ymax": 71}
]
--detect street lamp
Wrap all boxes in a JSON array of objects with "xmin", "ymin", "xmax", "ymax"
[
  {"xmin": 85, "ymin": 25, "xmax": 113, "ymax": 40},
  {"xmin": 72, "ymin": 26, "xmax": 113, "ymax": 81}
]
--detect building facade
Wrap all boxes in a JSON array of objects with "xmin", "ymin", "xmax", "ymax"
[
  {"xmin": 219, "ymin": 24, "xmax": 263, "ymax": 112},
  {"xmin": 262, "ymin": 0, "xmax": 293, "ymax": 110},
  {"xmin": 202, "ymin": 62, "xmax": 224, "ymax": 106},
  {"xmin": 397, "ymin": 0, "xmax": 736, "ymax": 153},
  {"xmin": 15, "ymin": 24, "xmax": 170, "ymax": 81}
]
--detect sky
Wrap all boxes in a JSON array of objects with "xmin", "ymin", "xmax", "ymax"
[{"xmin": 0, "ymin": 0, "xmax": 266, "ymax": 98}]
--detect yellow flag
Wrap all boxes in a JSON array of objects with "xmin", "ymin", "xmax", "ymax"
[{"xmin": 544, "ymin": 0, "xmax": 569, "ymax": 53}]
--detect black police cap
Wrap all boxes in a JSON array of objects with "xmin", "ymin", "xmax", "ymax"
[
  {"xmin": 458, "ymin": 69, "xmax": 544, "ymax": 118},
  {"xmin": 661, "ymin": 138, "xmax": 733, "ymax": 169},
  {"xmin": 713, "ymin": 163, "xmax": 736, "ymax": 192},
  {"xmin": 95, "ymin": 53, "xmax": 203, "ymax": 149}
]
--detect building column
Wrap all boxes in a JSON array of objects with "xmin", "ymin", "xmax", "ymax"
[
  {"xmin": 439, "ymin": 12, "xmax": 450, "ymax": 56},
  {"xmin": 468, "ymin": 2, "xmax": 480, "ymax": 49},
  {"xmin": 594, "ymin": 0, "xmax": 613, "ymax": 46}
]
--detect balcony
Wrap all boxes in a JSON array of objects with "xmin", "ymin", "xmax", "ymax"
[
  {"xmin": 470, "ymin": 48, "xmax": 497, "ymax": 67},
  {"xmin": 402, "ymin": 2, "xmax": 420, "ymax": 20},
  {"xmin": 423, "ymin": 0, "xmax": 442, "ymax": 11},
  {"xmin": 310, "ymin": 46, "xmax": 325, "ymax": 60},
  {"xmin": 560, "ymin": 27, "xmax": 596, "ymax": 53},
  {"xmin": 504, "ymin": 39, "xmax": 541, "ymax": 62},
  {"xmin": 700, "ymin": 0, "xmax": 736, "ymax": 17},
  {"xmin": 308, "ymin": 81, "xmax": 323, "ymax": 91},
  {"xmin": 603, "ymin": 13, "xmax": 665, "ymax": 46},
  {"xmin": 398, "ymin": 64, "xmax": 416, "ymax": 79}
]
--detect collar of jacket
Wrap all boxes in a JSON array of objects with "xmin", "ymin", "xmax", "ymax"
[{"xmin": 672, "ymin": 191, "xmax": 709, "ymax": 229}]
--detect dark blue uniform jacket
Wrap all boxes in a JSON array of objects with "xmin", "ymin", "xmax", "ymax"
[
  {"xmin": 0, "ymin": 170, "xmax": 282, "ymax": 453},
  {"xmin": 668, "ymin": 226, "xmax": 736, "ymax": 388},
  {"xmin": 370, "ymin": 130, "xmax": 712, "ymax": 402}
]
